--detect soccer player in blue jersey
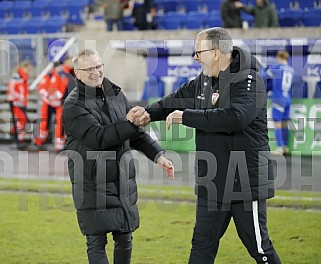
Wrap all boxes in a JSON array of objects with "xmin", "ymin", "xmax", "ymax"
[{"xmin": 261, "ymin": 50, "xmax": 295, "ymax": 155}]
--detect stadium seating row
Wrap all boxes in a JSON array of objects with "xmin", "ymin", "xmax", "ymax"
[
  {"xmin": 0, "ymin": 16, "xmax": 67, "ymax": 34},
  {"xmin": 155, "ymin": 0, "xmax": 221, "ymax": 14},
  {"xmin": 153, "ymin": 0, "xmax": 321, "ymax": 13},
  {"xmin": 155, "ymin": 11, "xmax": 223, "ymax": 30},
  {"xmin": 1, "ymin": 8, "xmax": 319, "ymax": 34},
  {"xmin": 0, "ymin": 0, "xmax": 92, "ymax": 24},
  {"xmin": 278, "ymin": 8, "xmax": 321, "ymax": 27},
  {"xmin": 244, "ymin": 0, "xmax": 321, "ymax": 10},
  {"xmin": 153, "ymin": 8, "xmax": 320, "ymax": 30}
]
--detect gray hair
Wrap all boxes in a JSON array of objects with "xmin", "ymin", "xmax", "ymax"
[
  {"xmin": 197, "ymin": 27, "xmax": 233, "ymax": 54},
  {"xmin": 72, "ymin": 49, "xmax": 99, "ymax": 68}
]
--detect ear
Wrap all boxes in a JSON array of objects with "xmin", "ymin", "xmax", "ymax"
[
  {"xmin": 214, "ymin": 49, "xmax": 220, "ymax": 61},
  {"xmin": 74, "ymin": 70, "xmax": 81, "ymax": 79}
]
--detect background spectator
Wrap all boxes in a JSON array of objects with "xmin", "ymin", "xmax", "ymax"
[
  {"xmin": 236, "ymin": 0, "xmax": 279, "ymax": 28},
  {"xmin": 221, "ymin": 0, "xmax": 243, "ymax": 28},
  {"xmin": 34, "ymin": 62, "xmax": 68, "ymax": 151},
  {"xmin": 132, "ymin": 0, "xmax": 156, "ymax": 30},
  {"xmin": 97, "ymin": 0, "xmax": 129, "ymax": 31},
  {"xmin": 6, "ymin": 60, "xmax": 33, "ymax": 150}
]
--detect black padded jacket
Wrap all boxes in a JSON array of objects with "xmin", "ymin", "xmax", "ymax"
[
  {"xmin": 147, "ymin": 47, "xmax": 275, "ymax": 204},
  {"xmin": 63, "ymin": 77, "xmax": 163, "ymax": 235}
]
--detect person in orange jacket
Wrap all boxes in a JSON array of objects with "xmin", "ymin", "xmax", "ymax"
[
  {"xmin": 34, "ymin": 61, "xmax": 68, "ymax": 151},
  {"xmin": 7, "ymin": 60, "xmax": 33, "ymax": 150}
]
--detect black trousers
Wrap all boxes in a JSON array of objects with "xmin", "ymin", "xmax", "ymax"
[
  {"xmin": 188, "ymin": 199, "xmax": 281, "ymax": 264},
  {"xmin": 86, "ymin": 232, "xmax": 132, "ymax": 264}
]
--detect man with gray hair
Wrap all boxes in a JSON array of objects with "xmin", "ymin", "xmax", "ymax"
[
  {"xmin": 63, "ymin": 49, "xmax": 174, "ymax": 264},
  {"xmin": 129, "ymin": 27, "xmax": 281, "ymax": 263}
]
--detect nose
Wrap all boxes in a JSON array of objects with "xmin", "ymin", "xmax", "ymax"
[{"xmin": 91, "ymin": 68, "xmax": 101, "ymax": 74}]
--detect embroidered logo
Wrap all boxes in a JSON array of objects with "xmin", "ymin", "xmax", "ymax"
[{"xmin": 211, "ymin": 91, "xmax": 219, "ymax": 105}]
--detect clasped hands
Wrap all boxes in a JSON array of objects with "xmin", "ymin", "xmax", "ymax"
[{"xmin": 126, "ymin": 106, "xmax": 183, "ymax": 130}]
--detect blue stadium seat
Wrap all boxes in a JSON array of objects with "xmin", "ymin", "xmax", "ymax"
[
  {"xmin": 154, "ymin": 14, "xmax": 164, "ymax": 29},
  {"xmin": 205, "ymin": 10, "xmax": 222, "ymax": 27},
  {"xmin": 184, "ymin": 11, "xmax": 206, "ymax": 29},
  {"xmin": 11, "ymin": 0, "xmax": 32, "ymax": 19},
  {"xmin": 161, "ymin": 12, "xmax": 185, "ymax": 29},
  {"xmin": 0, "ymin": 1, "xmax": 13, "ymax": 19},
  {"xmin": 4, "ymin": 17, "xmax": 26, "ymax": 34},
  {"xmin": 155, "ymin": 0, "xmax": 178, "ymax": 14},
  {"xmin": 141, "ymin": 77, "xmax": 165, "ymax": 101},
  {"xmin": 296, "ymin": 0, "xmax": 318, "ymax": 9},
  {"xmin": 278, "ymin": 9, "xmax": 304, "ymax": 27},
  {"xmin": 23, "ymin": 16, "xmax": 45, "ymax": 33},
  {"xmin": 29, "ymin": 0, "xmax": 52, "ymax": 18},
  {"xmin": 179, "ymin": 0, "xmax": 200, "ymax": 13},
  {"xmin": 202, "ymin": 0, "xmax": 221, "ymax": 12},
  {"xmin": 0, "ymin": 18, "xmax": 6, "ymax": 34},
  {"xmin": 270, "ymin": 0, "xmax": 291, "ymax": 11},
  {"xmin": 302, "ymin": 8, "xmax": 321, "ymax": 26},
  {"xmin": 71, "ymin": 0, "xmax": 92, "ymax": 4},
  {"xmin": 46, "ymin": 1, "xmax": 68, "ymax": 18},
  {"xmin": 42, "ymin": 16, "xmax": 67, "ymax": 33},
  {"xmin": 123, "ymin": 16, "xmax": 135, "ymax": 30},
  {"xmin": 65, "ymin": 0, "xmax": 89, "ymax": 24}
]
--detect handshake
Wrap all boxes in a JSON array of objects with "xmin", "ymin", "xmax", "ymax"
[
  {"xmin": 127, "ymin": 106, "xmax": 183, "ymax": 130},
  {"xmin": 126, "ymin": 106, "xmax": 151, "ymax": 127}
]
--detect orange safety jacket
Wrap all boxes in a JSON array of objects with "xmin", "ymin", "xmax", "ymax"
[
  {"xmin": 7, "ymin": 67, "xmax": 29, "ymax": 107},
  {"xmin": 37, "ymin": 69, "xmax": 68, "ymax": 107}
]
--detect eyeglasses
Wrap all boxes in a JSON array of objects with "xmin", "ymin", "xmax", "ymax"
[
  {"xmin": 76, "ymin": 64, "xmax": 104, "ymax": 73},
  {"xmin": 193, "ymin": 49, "xmax": 217, "ymax": 59}
]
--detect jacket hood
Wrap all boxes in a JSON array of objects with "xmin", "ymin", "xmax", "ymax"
[{"xmin": 227, "ymin": 46, "xmax": 261, "ymax": 75}]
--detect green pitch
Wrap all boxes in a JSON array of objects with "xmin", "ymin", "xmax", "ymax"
[{"xmin": 0, "ymin": 178, "xmax": 321, "ymax": 263}]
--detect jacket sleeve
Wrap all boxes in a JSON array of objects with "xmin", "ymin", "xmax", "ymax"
[
  {"xmin": 241, "ymin": 5, "xmax": 255, "ymax": 15},
  {"xmin": 146, "ymin": 79, "xmax": 197, "ymax": 121},
  {"xmin": 63, "ymin": 103, "xmax": 139, "ymax": 150},
  {"xmin": 130, "ymin": 128, "xmax": 164, "ymax": 163},
  {"xmin": 182, "ymin": 76, "xmax": 266, "ymax": 133},
  {"xmin": 269, "ymin": 6, "xmax": 279, "ymax": 27},
  {"xmin": 125, "ymin": 94, "xmax": 164, "ymax": 162}
]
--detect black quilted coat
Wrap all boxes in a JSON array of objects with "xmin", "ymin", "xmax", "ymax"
[{"xmin": 63, "ymin": 78, "xmax": 163, "ymax": 235}]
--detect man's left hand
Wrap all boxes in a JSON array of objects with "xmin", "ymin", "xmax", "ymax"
[
  {"xmin": 166, "ymin": 110, "xmax": 183, "ymax": 130},
  {"xmin": 156, "ymin": 155, "xmax": 174, "ymax": 179}
]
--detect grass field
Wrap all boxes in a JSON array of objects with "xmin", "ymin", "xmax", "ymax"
[{"xmin": 1, "ymin": 178, "xmax": 321, "ymax": 263}]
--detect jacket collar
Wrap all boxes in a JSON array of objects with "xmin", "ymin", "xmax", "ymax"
[{"xmin": 76, "ymin": 77, "xmax": 121, "ymax": 98}]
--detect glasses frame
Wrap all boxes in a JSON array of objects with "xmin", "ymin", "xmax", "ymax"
[
  {"xmin": 76, "ymin": 64, "xmax": 104, "ymax": 73},
  {"xmin": 193, "ymin": 49, "xmax": 217, "ymax": 58}
]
